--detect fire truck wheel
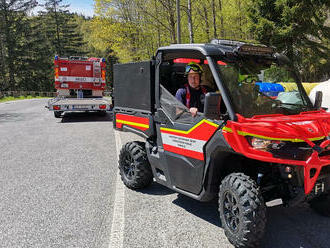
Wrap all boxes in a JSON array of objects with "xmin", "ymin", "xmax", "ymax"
[
  {"xmin": 98, "ymin": 111, "xmax": 107, "ymax": 116},
  {"xmin": 309, "ymin": 193, "xmax": 330, "ymax": 217},
  {"xmin": 219, "ymin": 173, "xmax": 266, "ymax": 248},
  {"xmin": 119, "ymin": 141, "xmax": 153, "ymax": 189},
  {"xmin": 54, "ymin": 111, "xmax": 63, "ymax": 118}
]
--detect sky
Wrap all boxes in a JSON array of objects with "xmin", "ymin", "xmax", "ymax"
[
  {"xmin": 67, "ymin": 0, "xmax": 94, "ymax": 17},
  {"xmin": 33, "ymin": 0, "xmax": 95, "ymax": 17}
]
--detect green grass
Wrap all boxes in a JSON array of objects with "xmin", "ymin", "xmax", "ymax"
[{"xmin": 0, "ymin": 95, "xmax": 50, "ymax": 103}]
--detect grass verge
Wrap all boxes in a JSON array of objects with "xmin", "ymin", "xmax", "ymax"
[{"xmin": 0, "ymin": 96, "xmax": 49, "ymax": 103}]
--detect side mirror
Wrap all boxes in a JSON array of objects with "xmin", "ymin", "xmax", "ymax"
[
  {"xmin": 314, "ymin": 91, "xmax": 323, "ymax": 109},
  {"xmin": 204, "ymin": 92, "xmax": 221, "ymax": 120}
]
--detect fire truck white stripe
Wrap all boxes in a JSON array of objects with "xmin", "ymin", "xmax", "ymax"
[
  {"xmin": 55, "ymin": 76, "xmax": 105, "ymax": 83},
  {"xmin": 109, "ymin": 131, "xmax": 125, "ymax": 248},
  {"xmin": 161, "ymin": 132, "xmax": 206, "ymax": 153}
]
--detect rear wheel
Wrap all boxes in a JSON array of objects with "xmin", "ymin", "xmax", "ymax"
[
  {"xmin": 309, "ymin": 193, "xmax": 330, "ymax": 217},
  {"xmin": 119, "ymin": 141, "xmax": 153, "ymax": 189},
  {"xmin": 219, "ymin": 173, "xmax": 266, "ymax": 248},
  {"xmin": 54, "ymin": 111, "xmax": 63, "ymax": 118},
  {"xmin": 98, "ymin": 110, "xmax": 107, "ymax": 116}
]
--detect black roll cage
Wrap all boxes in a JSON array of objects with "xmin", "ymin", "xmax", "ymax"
[
  {"xmin": 155, "ymin": 48, "xmax": 239, "ymax": 121},
  {"xmin": 154, "ymin": 43, "xmax": 314, "ymax": 121}
]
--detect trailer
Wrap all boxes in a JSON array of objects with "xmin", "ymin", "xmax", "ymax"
[{"xmin": 47, "ymin": 56, "xmax": 111, "ymax": 118}]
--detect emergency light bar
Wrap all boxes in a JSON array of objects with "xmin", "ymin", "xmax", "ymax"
[{"xmin": 238, "ymin": 45, "xmax": 274, "ymax": 55}]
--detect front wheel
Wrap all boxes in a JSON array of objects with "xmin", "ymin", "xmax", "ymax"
[
  {"xmin": 219, "ymin": 173, "xmax": 266, "ymax": 248},
  {"xmin": 309, "ymin": 193, "xmax": 330, "ymax": 217},
  {"xmin": 118, "ymin": 141, "xmax": 153, "ymax": 189}
]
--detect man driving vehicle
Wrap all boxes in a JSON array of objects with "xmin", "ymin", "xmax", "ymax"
[{"xmin": 175, "ymin": 62, "xmax": 209, "ymax": 117}]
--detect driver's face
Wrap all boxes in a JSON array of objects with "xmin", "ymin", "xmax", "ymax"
[{"xmin": 188, "ymin": 73, "xmax": 201, "ymax": 89}]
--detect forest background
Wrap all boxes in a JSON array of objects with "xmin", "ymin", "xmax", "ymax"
[{"xmin": 0, "ymin": 0, "xmax": 329, "ymax": 92}]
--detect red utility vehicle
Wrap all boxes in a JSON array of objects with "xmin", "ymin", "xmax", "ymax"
[
  {"xmin": 48, "ymin": 56, "xmax": 111, "ymax": 118},
  {"xmin": 113, "ymin": 40, "xmax": 330, "ymax": 248}
]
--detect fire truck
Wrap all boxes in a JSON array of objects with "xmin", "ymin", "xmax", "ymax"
[{"xmin": 47, "ymin": 55, "xmax": 111, "ymax": 118}]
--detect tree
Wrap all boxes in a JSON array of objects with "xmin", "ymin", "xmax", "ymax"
[
  {"xmin": 40, "ymin": 0, "xmax": 86, "ymax": 56},
  {"xmin": 0, "ymin": 0, "xmax": 37, "ymax": 90},
  {"xmin": 77, "ymin": 14, "xmax": 119, "ymax": 87},
  {"xmin": 248, "ymin": 0, "xmax": 330, "ymax": 81},
  {"xmin": 187, "ymin": 0, "xmax": 194, "ymax": 43},
  {"xmin": 20, "ymin": 15, "xmax": 54, "ymax": 91}
]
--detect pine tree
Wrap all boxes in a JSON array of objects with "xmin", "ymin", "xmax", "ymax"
[
  {"xmin": 248, "ymin": 0, "xmax": 330, "ymax": 81},
  {"xmin": 40, "ymin": 0, "xmax": 86, "ymax": 56},
  {"xmin": 0, "ymin": 0, "xmax": 37, "ymax": 90},
  {"xmin": 20, "ymin": 15, "xmax": 54, "ymax": 91}
]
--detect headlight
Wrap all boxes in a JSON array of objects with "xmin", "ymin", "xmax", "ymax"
[
  {"xmin": 247, "ymin": 137, "xmax": 285, "ymax": 151},
  {"xmin": 250, "ymin": 137, "xmax": 272, "ymax": 150}
]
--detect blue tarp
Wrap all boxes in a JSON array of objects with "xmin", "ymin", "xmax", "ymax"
[{"xmin": 256, "ymin": 82, "xmax": 285, "ymax": 96}]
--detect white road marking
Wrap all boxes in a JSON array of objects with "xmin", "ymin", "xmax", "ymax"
[{"xmin": 109, "ymin": 131, "xmax": 125, "ymax": 248}]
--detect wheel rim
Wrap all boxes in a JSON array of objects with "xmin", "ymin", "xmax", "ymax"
[
  {"xmin": 223, "ymin": 191, "xmax": 240, "ymax": 233},
  {"xmin": 123, "ymin": 153, "xmax": 135, "ymax": 180}
]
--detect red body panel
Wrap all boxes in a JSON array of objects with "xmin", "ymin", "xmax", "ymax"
[
  {"xmin": 222, "ymin": 110, "xmax": 330, "ymax": 194},
  {"xmin": 160, "ymin": 120, "xmax": 219, "ymax": 161},
  {"xmin": 54, "ymin": 58, "xmax": 106, "ymax": 90},
  {"xmin": 115, "ymin": 113, "xmax": 150, "ymax": 131},
  {"xmin": 173, "ymin": 58, "xmax": 227, "ymax": 65}
]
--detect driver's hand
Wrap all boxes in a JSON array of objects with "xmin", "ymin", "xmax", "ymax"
[{"xmin": 189, "ymin": 107, "xmax": 198, "ymax": 117}]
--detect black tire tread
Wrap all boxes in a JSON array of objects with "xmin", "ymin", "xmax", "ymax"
[
  {"xmin": 98, "ymin": 111, "xmax": 107, "ymax": 116},
  {"xmin": 54, "ymin": 111, "xmax": 62, "ymax": 118},
  {"xmin": 219, "ymin": 173, "xmax": 266, "ymax": 248},
  {"xmin": 309, "ymin": 193, "xmax": 330, "ymax": 217},
  {"xmin": 119, "ymin": 141, "xmax": 153, "ymax": 189}
]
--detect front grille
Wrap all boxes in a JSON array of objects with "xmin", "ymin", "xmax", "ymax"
[
  {"xmin": 268, "ymin": 142, "xmax": 313, "ymax": 161},
  {"xmin": 268, "ymin": 138, "xmax": 329, "ymax": 161}
]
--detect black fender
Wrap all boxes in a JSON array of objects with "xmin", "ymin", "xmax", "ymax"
[{"xmin": 202, "ymin": 130, "xmax": 236, "ymax": 196}]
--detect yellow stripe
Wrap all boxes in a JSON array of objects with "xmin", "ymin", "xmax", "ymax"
[
  {"xmin": 117, "ymin": 119, "xmax": 149, "ymax": 129},
  {"xmin": 160, "ymin": 119, "xmax": 219, "ymax": 134},
  {"xmin": 222, "ymin": 126, "xmax": 325, "ymax": 142}
]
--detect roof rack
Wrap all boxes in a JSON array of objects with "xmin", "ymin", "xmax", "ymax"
[{"xmin": 211, "ymin": 39, "xmax": 274, "ymax": 56}]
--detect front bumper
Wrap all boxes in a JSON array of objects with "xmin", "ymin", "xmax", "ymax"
[{"xmin": 223, "ymin": 124, "xmax": 330, "ymax": 194}]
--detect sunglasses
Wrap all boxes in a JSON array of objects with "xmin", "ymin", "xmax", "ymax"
[{"xmin": 185, "ymin": 65, "xmax": 202, "ymax": 74}]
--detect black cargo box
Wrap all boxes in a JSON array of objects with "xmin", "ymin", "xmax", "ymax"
[{"xmin": 113, "ymin": 61, "xmax": 155, "ymax": 113}]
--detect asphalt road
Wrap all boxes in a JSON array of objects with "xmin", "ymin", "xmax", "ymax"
[{"xmin": 0, "ymin": 99, "xmax": 330, "ymax": 248}]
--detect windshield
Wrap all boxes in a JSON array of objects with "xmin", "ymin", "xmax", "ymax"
[{"xmin": 216, "ymin": 57, "xmax": 313, "ymax": 118}]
